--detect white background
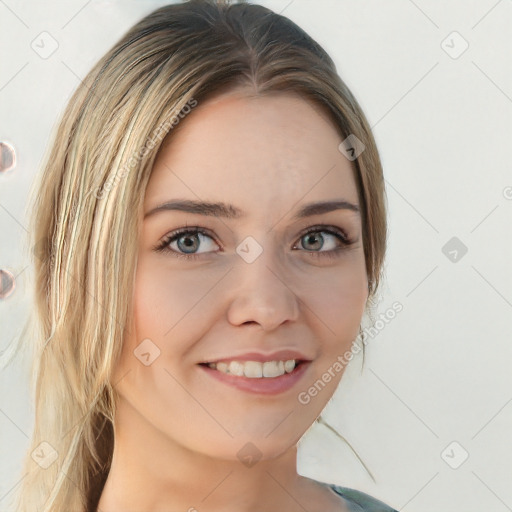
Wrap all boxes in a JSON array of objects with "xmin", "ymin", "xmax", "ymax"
[{"xmin": 1, "ymin": 1, "xmax": 511, "ymax": 511}]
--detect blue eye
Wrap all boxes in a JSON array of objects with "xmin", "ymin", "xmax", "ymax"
[
  {"xmin": 154, "ymin": 227, "xmax": 219, "ymax": 260},
  {"xmin": 294, "ymin": 226, "xmax": 351, "ymax": 259},
  {"xmin": 154, "ymin": 225, "xmax": 354, "ymax": 260}
]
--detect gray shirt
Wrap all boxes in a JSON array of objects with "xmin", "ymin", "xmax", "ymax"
[{"xmin": 329, "ymin": 484, "xmax": 398, "ymax": 512}]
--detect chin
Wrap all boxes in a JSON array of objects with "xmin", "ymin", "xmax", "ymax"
[{"xmin": 191, "ymin": 432, "xmax": 301, "ymax": 464}]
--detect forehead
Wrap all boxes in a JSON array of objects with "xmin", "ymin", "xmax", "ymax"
[{"xmin": 144, "ymin": 91, "xmax": 359, "ymax": 223}]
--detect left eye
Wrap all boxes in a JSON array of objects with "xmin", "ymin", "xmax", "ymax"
[
  {"xmin": 154, "ymin": 226, "xmax": 352, "ymax": 260},
  {"xmin": 295, "ymin": 229, "xmax": 343, "ymax": 252}
]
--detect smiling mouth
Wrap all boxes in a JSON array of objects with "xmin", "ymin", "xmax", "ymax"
[{"xmin": 198, "ymin": 359, "xmax": 305, "ymax": 379}]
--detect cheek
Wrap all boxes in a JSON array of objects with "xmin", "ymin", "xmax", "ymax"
[
  {"xmin": 302, "ymin": 256, "xmax": 368, "ymax": 342},
  {"xmin": 130, "ymin": 258, "xmax": 229, "ymax": 380},
  {"xmin": 133, "ymin": 258, "xmax": 221, "ymax": 338},
  {"xmin": 134, "ymin": 260, "xmax": 180, "ymax": 332},
  {"xmin": 134, "ymin": 251, "xmax": 367, "ymax": 350}
]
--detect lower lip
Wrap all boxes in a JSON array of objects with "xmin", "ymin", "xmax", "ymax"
[{"xmin": 198, "ymin": 362, "xmax": 311, "ymax": 395}]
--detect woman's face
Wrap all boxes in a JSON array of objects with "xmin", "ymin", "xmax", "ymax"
[{"xmin": 113, "ymin": 89, "xmax": 368, "ymax": 462}]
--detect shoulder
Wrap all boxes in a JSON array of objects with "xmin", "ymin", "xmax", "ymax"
[{"xmin": 328, "ymin": 484, "xmax": 398, "ymax": 512}]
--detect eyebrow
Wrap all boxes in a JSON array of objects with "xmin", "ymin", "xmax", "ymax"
[{"xmin": 143, "ymin": 199, "xmax": 360, "ymax": 221}]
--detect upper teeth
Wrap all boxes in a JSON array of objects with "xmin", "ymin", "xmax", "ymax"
[{"xmin": 207, "ymin": 359, "xmax": 297, "ymax": 378}]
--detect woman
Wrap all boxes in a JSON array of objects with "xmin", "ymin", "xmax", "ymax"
[{"xmin": 13, "ymin": 1, "xmax": 394, "ymax": 510}]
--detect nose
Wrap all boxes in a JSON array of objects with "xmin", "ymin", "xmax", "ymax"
[{"xmin": 226, "ymin": 247, "xmax": 300, "ymax": 331}]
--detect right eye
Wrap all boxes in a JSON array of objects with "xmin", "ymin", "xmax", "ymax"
[{"xmin": 153, "ymin": 227, "xmax": 221, "ymax": 260}]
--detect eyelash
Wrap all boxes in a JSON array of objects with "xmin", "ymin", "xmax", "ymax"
[{"xmin": 153, "ymin": 225, "xmax": 355, "ymax": 261}]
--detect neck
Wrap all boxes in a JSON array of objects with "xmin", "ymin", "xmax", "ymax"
[{"xmin": 96, "ymin": 396, "xmax": 318, "ymax": 512}]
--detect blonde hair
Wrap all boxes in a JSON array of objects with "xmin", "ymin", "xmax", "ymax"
[{"xmin": 6, "ymin": 1, "xmax": 387, "ymax": 510}]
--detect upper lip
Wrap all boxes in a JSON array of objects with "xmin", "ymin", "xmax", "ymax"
[{"xmin": 199, "ymin": 349, "xmax": 313, "ymax": 364}]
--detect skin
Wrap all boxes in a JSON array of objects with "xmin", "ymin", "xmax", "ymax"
[{"xmin": 97, "ymin": 87, "xmax": 368, "ymax": 512}]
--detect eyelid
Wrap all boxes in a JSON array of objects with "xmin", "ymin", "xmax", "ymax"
[
  {"xmin": 297, "ymin": 225, "xmax": 351, "ymax": 244},
  {"xmin": 153, "ymin": 224, "xmax": 355, "ymax": 259},
  {"xmin": 153, "ymin": 226, "xmax": 220, "ymax": 255}
]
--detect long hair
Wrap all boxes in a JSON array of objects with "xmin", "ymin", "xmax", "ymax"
[{"xmin": 8, "ymin": 1, "xmax": 387, "ymax": 510}]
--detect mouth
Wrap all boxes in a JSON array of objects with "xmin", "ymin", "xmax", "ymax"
[
  {"xmin": 197, "ymin": 358, "xmax": 311, "ymax": 395},
  {"xmin": 198, "ymin": 359, "xmax": 306, "ymax": 378}
]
